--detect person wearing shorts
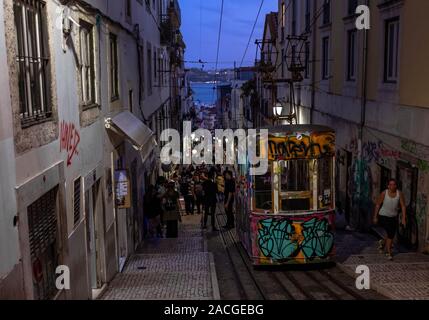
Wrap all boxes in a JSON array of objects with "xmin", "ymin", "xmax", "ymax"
[{"xmin": 373, "ymin": 179, "xmax": 407, "ymax": 260}]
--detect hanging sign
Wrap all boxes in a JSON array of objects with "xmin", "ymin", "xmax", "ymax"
[{"xmin": 115, "ymin": 170, "xmax": 131, "ymax": 209}]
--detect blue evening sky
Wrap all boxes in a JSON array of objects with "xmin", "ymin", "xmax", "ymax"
[{"xmin": 180, "ymin": 0, "xmax": 278, "ymax": 70}]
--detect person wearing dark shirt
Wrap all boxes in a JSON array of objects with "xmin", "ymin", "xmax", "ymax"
[
  {"xmin": 202, "ymin": 173, "xmax": 218, "ymax": 231},
  {"xmin": 223, "ymin": 170, "xmax": 236, "ymax": 229}
]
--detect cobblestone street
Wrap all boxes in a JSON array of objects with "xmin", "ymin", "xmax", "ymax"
[
  {"xmin": 101, "ymin": 214, "xmax": 220, "ymax": 300},
  {"xmin": 336, "ymin": 231, "xmax": 429, "ymax": 300}
]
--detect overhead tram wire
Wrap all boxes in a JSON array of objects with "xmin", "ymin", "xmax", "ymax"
[
  {"xmin": 239, "ymin": 0, "xmax": 265, "ymax": 68},
  {"xmin": 212, "ymin": 0, "xmax": 225, "ymax": 103}
]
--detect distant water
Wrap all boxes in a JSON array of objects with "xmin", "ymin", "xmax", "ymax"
[{"xmin": 191, "ymin": 82, "xmax": 217, "ymax": 106}]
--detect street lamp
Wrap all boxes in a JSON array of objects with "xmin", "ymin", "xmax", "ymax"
[{"xmin": 274, "ymin": 101, "xmax": 283, "ymax": 117}]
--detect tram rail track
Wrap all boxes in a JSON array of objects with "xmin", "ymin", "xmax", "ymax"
[{"xmin": 214, "ymin": 210, "xmax": 372, "ymax": 301}]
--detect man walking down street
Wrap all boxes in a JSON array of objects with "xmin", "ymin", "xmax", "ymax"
[
  {"xmin": 373, "ymin": 179, "xmax": 407, "ymax": 260},
  {"xmin": 202, "ymin": 172, "xmax": 218, "ymax": 232},
  {"xmin": 223, "ymin": 170, "xmax": 236, "ymax": 229}
]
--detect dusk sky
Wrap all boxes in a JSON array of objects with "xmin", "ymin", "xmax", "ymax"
[{"xmin": 180, "ymin": 0, "xmax": 278, "ymax": 70}]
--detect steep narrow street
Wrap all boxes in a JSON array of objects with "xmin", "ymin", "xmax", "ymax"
[{"xmin": 101, "ymin": 209, "xmax": 219, "ymax": 300}]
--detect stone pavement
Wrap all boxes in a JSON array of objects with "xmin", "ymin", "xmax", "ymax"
[
  {"xmin": 101, "ymin": 213, "xmax": 220, "ymax": 300},
  {"xmin": 336, "ymin": 230, "xmax": 429, "ymax": 300}
]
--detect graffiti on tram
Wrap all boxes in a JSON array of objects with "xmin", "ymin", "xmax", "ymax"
[
  {"xmin": 268, "ymin": 132, "xmax": 335, "ymax": 161},
  {"xmin": 254, "ymin": 214, "xmax": 335, "ymax": 263}
]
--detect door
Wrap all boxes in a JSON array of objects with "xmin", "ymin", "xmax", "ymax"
[
  {"xmin": 85, "ymin": 184, "xmax": 97, "ymax": 289},
  {"xmin": 396, "ymin": 161, "xmax": 419, "ymax": 249}
]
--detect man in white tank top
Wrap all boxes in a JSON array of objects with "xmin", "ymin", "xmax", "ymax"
[{"xmin": 373, "ymin": 179, "xmax": 407, "ymax": 260}]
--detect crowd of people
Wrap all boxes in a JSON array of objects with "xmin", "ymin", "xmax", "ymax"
[{"xmin": 143, "ymin": 165, "xmax": 236, "ymax": 239}]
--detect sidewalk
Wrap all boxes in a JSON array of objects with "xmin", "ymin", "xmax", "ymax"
[
  {"xmin": 335, "ymin": 230, "xmax": 429, "ymax": 300},
  {"xmin": 101, "ymin": 211, "xmax": 220, "ymax": 300}
]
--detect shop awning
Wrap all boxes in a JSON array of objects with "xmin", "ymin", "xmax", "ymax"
[{"xmin": 105, "ymin": 111, "xmax": 157, "ymax": 163}]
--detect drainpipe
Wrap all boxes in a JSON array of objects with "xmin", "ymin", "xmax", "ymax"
[
  {"xmin": 357, "ymin": 0, "xmax": 370, "ymax": 230},
  {"xmin": 310, "ymin": 0, "xmax": 317, "ymax": 124}
]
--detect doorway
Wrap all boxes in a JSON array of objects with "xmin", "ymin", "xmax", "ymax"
[
  {"xmin": 85, "ymin": 179, "xmax": 104, "ymax": 291},
  {"xmin": 396, "ymin": 161, "xmax": 419, "ymax": 250}
]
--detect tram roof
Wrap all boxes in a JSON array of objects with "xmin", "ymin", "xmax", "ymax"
[{"xmin": 261, "ymin": 124, "xmax": 335, "ymax": 136}]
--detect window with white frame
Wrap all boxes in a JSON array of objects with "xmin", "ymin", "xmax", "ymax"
[
  {"xmin": 13, "ymin": 0, "xmax": 51, "ymax": 125},
  {"xmin": 322, "ymin": 36, "xmax": 330, "ymax": 80},
  {"xmin": 80, "ymin": 21, "xmax": 96, "ymax": 106},
  {"xmin": 384, "ymin": 17, "xmax": 400, "ymax": 83},
  {"xmin": 347, "ymin": 29, "xmax": 357, "ymax": 81}
]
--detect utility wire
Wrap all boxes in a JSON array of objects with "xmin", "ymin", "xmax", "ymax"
[
  {"xmin": 240, "ymin": 0, "xmax": 265, "ymax": 68},
  {"xmin": 212, "ymin": 0, "xmax": 225, "ymax": 103}
]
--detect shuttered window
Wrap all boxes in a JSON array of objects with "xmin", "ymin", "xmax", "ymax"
[
  {"xmin": 27, "ymin": 186, "xmax": 59, "ymax": 300},
  {"xmin": 13, "ymin": 0, "xmax": 51, "ymax": 127}
]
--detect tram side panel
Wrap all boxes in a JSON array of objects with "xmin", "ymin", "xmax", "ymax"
[{"xmin": 250, "ymin": 211, "xmax": 336, "ymax": 266}]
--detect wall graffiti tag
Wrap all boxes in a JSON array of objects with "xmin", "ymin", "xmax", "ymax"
[
  {"xmin": 60, "ymin": 121, "xmax": 80, "ymax": 166},
  {"xmin": 256, "ymin": 216, "xmax": 334, "ymax": 262}
]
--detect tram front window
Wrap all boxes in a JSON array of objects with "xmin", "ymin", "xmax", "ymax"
[
  {"xmin": 280, "ymin": 160, "xmax": 311, "ymax": 212},
  {"xmin": 254, "ymin": 166, "xmax": 272, "ymax": 211}
]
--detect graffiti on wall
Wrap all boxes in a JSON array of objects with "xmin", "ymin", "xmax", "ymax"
[
  {"xmin": 256, "ymin": 215, "xmax": 334, "ymax": 263},
  {"xmin": 268, "ymin": 131, "xmax": 335, "ymax": 161},
  {"xmin": 60, "ymin": 121, "xmax": 80, "ymax": 166},
  {"xmin": 416, "ymin": 193, "xmax": 428, "ymax": 227}
]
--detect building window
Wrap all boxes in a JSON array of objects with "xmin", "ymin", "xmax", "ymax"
[
  {"xmin": 13, "ymin": 0, "xmax": 51, "ymax": 126},
  {"xmin": 292, "ymin": 0, "xmax": 297, "ymax": 36},
  {"xmin": 147, "ymin": 44, "xmax": 152, "ymax": 95},
  {"xmin": 109, "ymin": 33, "xmax": 119, "ymax": 100},
  {"xmin": 80, "ymin": 21, "xmax": 96, "ymax": 107},
  {"xmin": 129, "ymin": 89, "xmax": 133, "ymax": 113},
  {"xmin": 347, "ymin": 29, "xmax": 357, "ymax": 81},
  {"xmin": 322, "ymin": 0, "xmax": 331, "ymax": 25},
  {"xmin": 281, "ymin": 2, "xmax": 286, "ymax": 40},
  {"xmin": 125, "ymin": 0, "xmax": 132, "ymax": 21},
  {"xmin": 322, "ymin": 36, "xmax": 330, "ymax": 80},
  {"xmin": 139, "ymin": 45, "xmax": 145, "ymax": 97},
  {"xmin": 153, "ymin": 49, "xmax": 157, "ymax": 83},
  {"xmin": 348, "ymin": 0, "xmax": 358, "ymax": 16},
  {"xmin": 384, "ymin": 17, "xmax": 400, "ymax": 83},
  {"xmin": 304, "ymin": 41, "xmax": 310, "ymax": 79},
  {"xmin": 305, "ymin": 0, "xmax": 311, "ymax": 33}
]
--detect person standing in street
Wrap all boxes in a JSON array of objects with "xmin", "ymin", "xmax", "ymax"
[
  {"xmin": 194, "ymin": 175, "xmax": 204, "ymax": 215},
  {"xmin": 202, "ymin": 172, "xmax": 218, "ymax": 232},
  {"xmin": 373, "ymin": 179, "xmax": 407, "ymax": 260},
  {"xmin": 223, "ymin": 170, "xmax": 236, "ymax": 229},
  {"xmin": 180, "ymin": 176, "xmax": 195, "ymax": 215},
  {"xmin": 163, "ymin": 181, "xmax": 182, "ymax": 238},
  {"xmin": 143, "ymin": 185, "xmax": 163, "ymax": 238}
]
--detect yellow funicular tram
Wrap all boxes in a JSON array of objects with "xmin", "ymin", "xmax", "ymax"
[{"xmin": 236, "ymin": 125, "xmax": 336, "ymax": 266}]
